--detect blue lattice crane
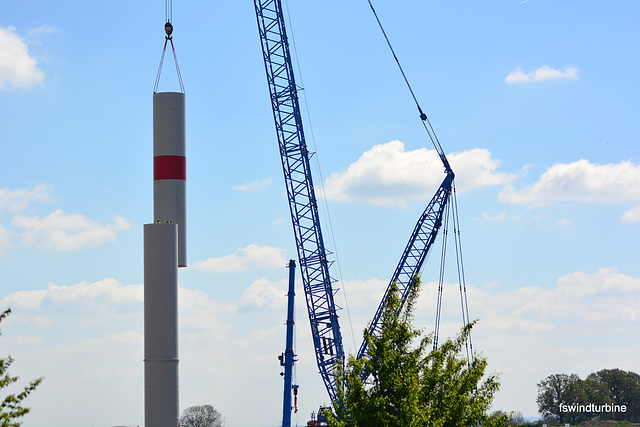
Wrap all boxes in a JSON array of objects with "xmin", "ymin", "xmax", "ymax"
[
  {"xmin": 254, "ymin": 0, "xmax": 466, "ymax": 416},
  {"xmin": 254, "ymin": 0, "xmax": 344, "ymax": 406},
  {"xmin": 279, "ymin": 260, "xmax": 299, "ymax": 427}
]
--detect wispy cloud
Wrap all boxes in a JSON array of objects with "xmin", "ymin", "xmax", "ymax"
[
  {"xmin": 414, "ymin": 267, "xmax": 640, "ymax": 336},
  {"xmin": 26, "ymin": 25, "xmax": 57, "ymax": 38},
  {"xmin": 233, "ymin": 178, "xmax": 272, "ymax": 192},
  {"xmin": 0, "ymin": 184, "xmax": 53, "ymax": 212},
  {"xmin": 0, "ymin": 225, "xmax": 11, "ymax": 253},
  {"xmin": 0, "ymin": 26, "xmax": 45, "ymax": 90},
  {"xmin": 10, "ymin": 209, "xmax": 130, "ymax": 251},
  {"xmin": 3, "ymin": 266, "xmax": 638, "ymax": 426},
  {"xmin": 46, "ymin": 279, "xmax": 143, "ymax": 306},
  {"xmin": 505, "ymin": 65, "xmax": 579, "ymax": 84},
  {"xmin": 482, "ymin": 211, "xmax": 507, "ymax": 222},
  {"xmin": 499, "ymin": 159, "xmax": 640, "ymax": 207},
  {"xmin": 0, "ymin": 186, "xmax": 132, "ymax": 253},
  {"xmin": 622, "ymin": 205, "xmax": 640, "ymax": 223},
  {"xmin": 239, "ymin": 277, "xmax": 288, "ymax": 310},
  {"xmin": 192, "ymin": 244, "xmax": 288, "ymax": 273},
  {"xmin": 323, "ymin": 141, "xmax": 516, "ymax": 207},
  {"xmin": 339, "ymin": 277, "xmax": 387, "ymax": 308},
  {"xmin": 0, "ymin": 278, "xmax": 142, "ymax": 314}
]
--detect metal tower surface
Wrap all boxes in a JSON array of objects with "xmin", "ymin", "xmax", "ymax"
[{"xmin": 254, "ymin": 0, "xmax": 344, "ymax": 403}]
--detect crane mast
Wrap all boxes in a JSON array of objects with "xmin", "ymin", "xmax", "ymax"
[
  {"xmin": 280, "ymin": 260, "xmax": 298, "ymax": 427},
  {"xmin": 254, "ymin": 0, "xmax": 344, "ymax": 404}
]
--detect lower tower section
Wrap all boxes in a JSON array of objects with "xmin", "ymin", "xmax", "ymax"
[{"xmin": 144, "ymin": 222, "xmax": 179, "ymax": 427}]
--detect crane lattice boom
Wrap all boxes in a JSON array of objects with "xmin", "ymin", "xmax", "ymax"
[
  {"xmin": 254, "ymin": 0, "xmax": 455, "ymax": 405},
  {"xmin": 254, "ymin": 0, "xmax": 344, "ymax": 404},
  {"xmin": 357, "ymin": 171, "xmax": 453, "ymax": 359}
]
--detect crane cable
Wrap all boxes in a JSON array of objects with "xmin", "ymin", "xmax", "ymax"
[
  {"xmin": 452, "ymin": 184, "xmax": 474, "ymax": 363},
  {"xmin": 154, "ymin": 0, "xmax": 185, "ymax": 93},
  {"xmin": 165, "ymin": 0, "xmax": 173, "ymax": 24},
  {"xmin": 283, "ymin": 0, "xmax": 358, "ymax": 353},
  {"xmin": 367, "ymin": 0, "xmax": 450, "ymax": 172},
  {"xmin": 367, "ymin": 0, "xmax": 472, "ymax": 362},
  {"xmin": 432, "ymin": 188, "xmax": 474, "ymax": 364},
  {"xmin": 433, "ymin": 199, "xmax": 451, "ymax": 351}
]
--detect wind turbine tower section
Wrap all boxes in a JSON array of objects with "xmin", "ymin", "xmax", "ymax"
[
  {"xmin": 144, "ymin": 0, "xmax": 186, "ymax": 422},
  {"xmin": 153, "ymin": 92, "xmax": 187, "ymax": 267},
  {"xmin": 144, "ymin": 221, "xmax": 179, "ymax": 427},
  {"xmin": 144, "ymin": 91, "xmax": 186, "ymax": 427}
]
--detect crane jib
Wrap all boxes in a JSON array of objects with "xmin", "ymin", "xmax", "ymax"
[{"xmin": 357, "ymin": 172, "xmax": 454, "ymax": 361}]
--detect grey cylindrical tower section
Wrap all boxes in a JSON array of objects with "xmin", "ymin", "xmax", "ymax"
[
  {"xmin": 144, "ymin": 222, "xmax": 179, "ymax": 427},
  {"xmin": 154, "ymin": 92, "xmax": 186, "ymax": 267}
]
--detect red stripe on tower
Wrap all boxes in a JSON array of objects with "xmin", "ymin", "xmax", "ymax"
[{"xmin": 154, "ymin": 155, "xmax": 186, "ymax": 180}]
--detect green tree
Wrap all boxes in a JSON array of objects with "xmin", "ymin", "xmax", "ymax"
[
  {"xmin": 325, "ymin": 278, "xmax": 506, "ymax": 427},
  {"xmin": 0, "ymin": 308, "xmax": 43, "ymax": 427},
  {"xmin": 180, "ymin": 404, "xmax": 223, "ymax": 427},
  {"xmin": 581, "ymin": 375, "xmax": 614, "ymax": 420},
  {"xmin": 586, "ymin": 368, "xmax": 640, "ymax": 422},
  {"xmin": 536, "ymin": 373, "xmax": 588, "ymax": 424}
]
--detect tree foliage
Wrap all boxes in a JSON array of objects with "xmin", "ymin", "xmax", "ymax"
[
  {"xmin": 587, "ymin": 368, "xmax": 640, "ymax": 422},
  {"xmin": 180, "ymin": 404, "xmax": 223, "ymax": 427},
  {"xmin": 325, "ymin": 278, "xmax": 506, "ymax": 427},
  {"xmin": 536, "ymin": 369, "xmax": 640, "ymax": 423},
  {"xmin": 0, "ymin": 308, "xmax": 43, "ymax": 427},
  {"xmin": 536, "ymin": 373, "xmax": 586, "ymax": 424}
]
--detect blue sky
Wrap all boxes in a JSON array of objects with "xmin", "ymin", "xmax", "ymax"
[{"xmin": 1, "ymin": 1, "xmax": 639, "ymax": 426}]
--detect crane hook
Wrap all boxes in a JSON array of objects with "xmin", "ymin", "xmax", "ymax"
[{"xmin": 165, "ymin": 21, "xmax": 174, "ymax": 39}]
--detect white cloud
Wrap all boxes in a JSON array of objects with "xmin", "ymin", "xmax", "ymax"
[
  {"xmin": 482, "ymin": 211, "xmax": 507, "ymax": 222},
  {"xmin": 233, "ymin": 178, "xmax": 272, "ymax": 192},
  {"xmin": 1, "ymin": 289, "xmax": 47, "ymax": 310},
  {"xmin": 323, "ymin": 141, "xmax": 515, "ymax": 207},
  {"xmin": 556, "ymin": 267, "xmax": 640, "ymax": 298},
  {"xmin": 78, "ymin": 331, "xmax": 143, "ymax": 349},
  {"xmin": 555, "ymin": 218, "xmax": 571, "ymax": 226},
  {"xmin": 0, "ymin": 225, "xmax": 11, "ymax": 253},
  {"xmin": 179, "ymin": 287, "xmax": 230, "ymax": 333},
  {"xmin": 46, "ymin": 279, "xmax": 143, "ymax": 305},
  {"xmin": 239, "ymin": 277, "xmax": 288, "ymax": 310},
  {"xmin": 0, "ymin": 276, "xmax": 282, "ymax": 426},
  {"xmin": 26, "ymin": 25, "xmax": 57, "ymax": 39},
  {"xmin": 4, "ymin": 266, "xmax": 638, "ymax": 426},
  {"xmin": 192, "ymin": 244, "xmax": 288, "ymax": 273},
  {"xmin": 499, "ymin": 159, "xmax": 640, "ymax": 207},
  {"xmin": 331, "ymin": 267, "xmax": 640, "ymax": 352},
  {"xmin": 10, "ymin": 209, "xmax": 130, "ymax": 251},
  {"xmin": 0, "ymin": 279, "xmax": 230, "ymax": 337},
  {"xmin": 468, "ymin": 267, "xmax": 640, "ymax": 332},
  {"xmin": 339, "ymin": 277, "xmax": 388, "ymax": 308},
  {"xmin": 0, "ymin": 26, "xmax": 45, "ymax": 90},
  {"xmin": 622, "ymin": 205, "xmax": 640, "ymax": 223},
  {"xmin": 505, "ymin": 65, "xmax": 579, "ymax": 84},
  {"xmin": 0, "ymin": 184, "xmax": 52, "ymax": 212},
  {"xmin": 0, "ymin": 279, "xmax": 143, "ymax": 311}
]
